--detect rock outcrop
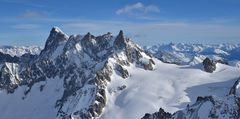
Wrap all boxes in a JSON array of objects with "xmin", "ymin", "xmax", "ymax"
[
  {"xmin": 203, "ymin": 57, "xmax": 216, "ymax": 73},
  {"xmin": 142, "ymin": 108, "xmax": 172, "ymax": 119}
]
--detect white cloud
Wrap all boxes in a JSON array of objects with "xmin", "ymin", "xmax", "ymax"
[{"xmin": 116, "ymin": 2, "xmax": 160, "ymax": 16}]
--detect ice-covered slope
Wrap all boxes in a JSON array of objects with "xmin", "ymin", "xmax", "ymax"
[{"xmin": 144, "ymin": 43, "xmax": 240, "ymax": 66}]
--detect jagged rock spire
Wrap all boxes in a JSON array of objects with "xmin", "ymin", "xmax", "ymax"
[
  {"xmin": 45, "ymin": 27, "xmax": 68, "ymax": 48},
  {"xmin": 117, "ymin": 30, "xmax": 124, "ymax": 41},
  {"xmin": 114, "ymin": 30, "xmax": 127, "ymax": 49},
  {"xmin": 83, "ymin": 32, "xmax": 93, "ymax": 40}
]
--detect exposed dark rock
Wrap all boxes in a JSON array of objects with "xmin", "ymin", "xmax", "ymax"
[
  {"xmin": 196, "ymin": 96, "xmax": 214, "ymax": 102},
  {"xmin": 114, "ymin": 30, "xmax": 127, "ymax": 50},
  {"xmin": 117, "ymin": 85, "xmax": 126, "ymax": 91},
  {"xmin": 203, "ymin": 57, "xmax": 216, "ymax": 73},
  {"xmin": 0, "ymin": 52, "xmax": 19, "ymax": 63},
  {"xmin": 216, "ymin": 59, "xmax": 228, "ymax": 65},
  {"xmin": 229, "ymin": 78, "xmax": 240, "ymax": 95},
  {"xmin": 141, "ymin": 108, "xmax": 172, "ymax": 119},
  {"xmin": 19, "ymin": 53, "xmax": 37, "ymax": 64},
  {"xmin": 116, "ymin": 64, "xmax": 129, "ymax": 79}
]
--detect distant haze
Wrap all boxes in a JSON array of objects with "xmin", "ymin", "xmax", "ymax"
[{"xmin": 0, "ymin": 0, "xmax": 239, "ymax": 46}]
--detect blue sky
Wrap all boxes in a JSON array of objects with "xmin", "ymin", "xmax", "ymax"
[{"xmin": 0, "ymin": 0, "xmax": 240, "ymax": 46}]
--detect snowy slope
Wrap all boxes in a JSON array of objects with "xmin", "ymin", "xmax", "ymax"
[
  {"xmin": 143, "ymin": 78, "xmax": 240, "ymax": 119},
  {"xmin": 0, "ymin": 77, "xmax": 64, "ymax": 119},
  {"xmin": 100, "ymin": 59, "xmax": 240, "ymax": 119}
]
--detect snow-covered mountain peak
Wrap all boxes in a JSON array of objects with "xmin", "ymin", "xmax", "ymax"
[
  {"xmin": 40, "ymin": 27, "xmax": 69, "ymax": 58},
  {"xmin": 49, "ymin": 27, "xmax": 68, "ymax": 42},
  {"xmin": 0, "ymin": 27, "xmax": 157, "ymax": 119},
  {"xmin": 52, "ymin": 26, "xmax": 64, "ymax": 33}
]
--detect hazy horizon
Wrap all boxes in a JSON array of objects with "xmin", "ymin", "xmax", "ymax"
[{"xmin": 0, "ymin": 0, "xmax": 240, "ymax": 46}]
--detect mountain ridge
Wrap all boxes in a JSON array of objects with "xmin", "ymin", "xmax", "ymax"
[
  {"xmin": 0, "ymin": 27, "xmax": 155, "ymax": 119},
  {"xmin": 0, "ymin": 27, "xmax": 239, "ymax": 119}
]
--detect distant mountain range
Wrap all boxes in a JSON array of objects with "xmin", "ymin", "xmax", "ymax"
[
  {"xmin": 0, "ymin": 46, "xmax": 41, "ymax": 57},
  {"xmin": 144, "ymin": 43, "xmax": 240, "ymax": 67}
]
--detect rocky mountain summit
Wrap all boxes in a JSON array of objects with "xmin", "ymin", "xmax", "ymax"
[{"xmin": 0, "ymin": 27, "xmax": 155, "ymax": 119}]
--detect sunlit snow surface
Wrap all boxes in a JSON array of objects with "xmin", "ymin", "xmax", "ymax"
[
  {"xmin": 0, "ymin": 77, "xmax": 64, "ymax": 119},
  {"xmin": 100, "ymin": 59, "xmax": 240, "ymax": 119}
]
